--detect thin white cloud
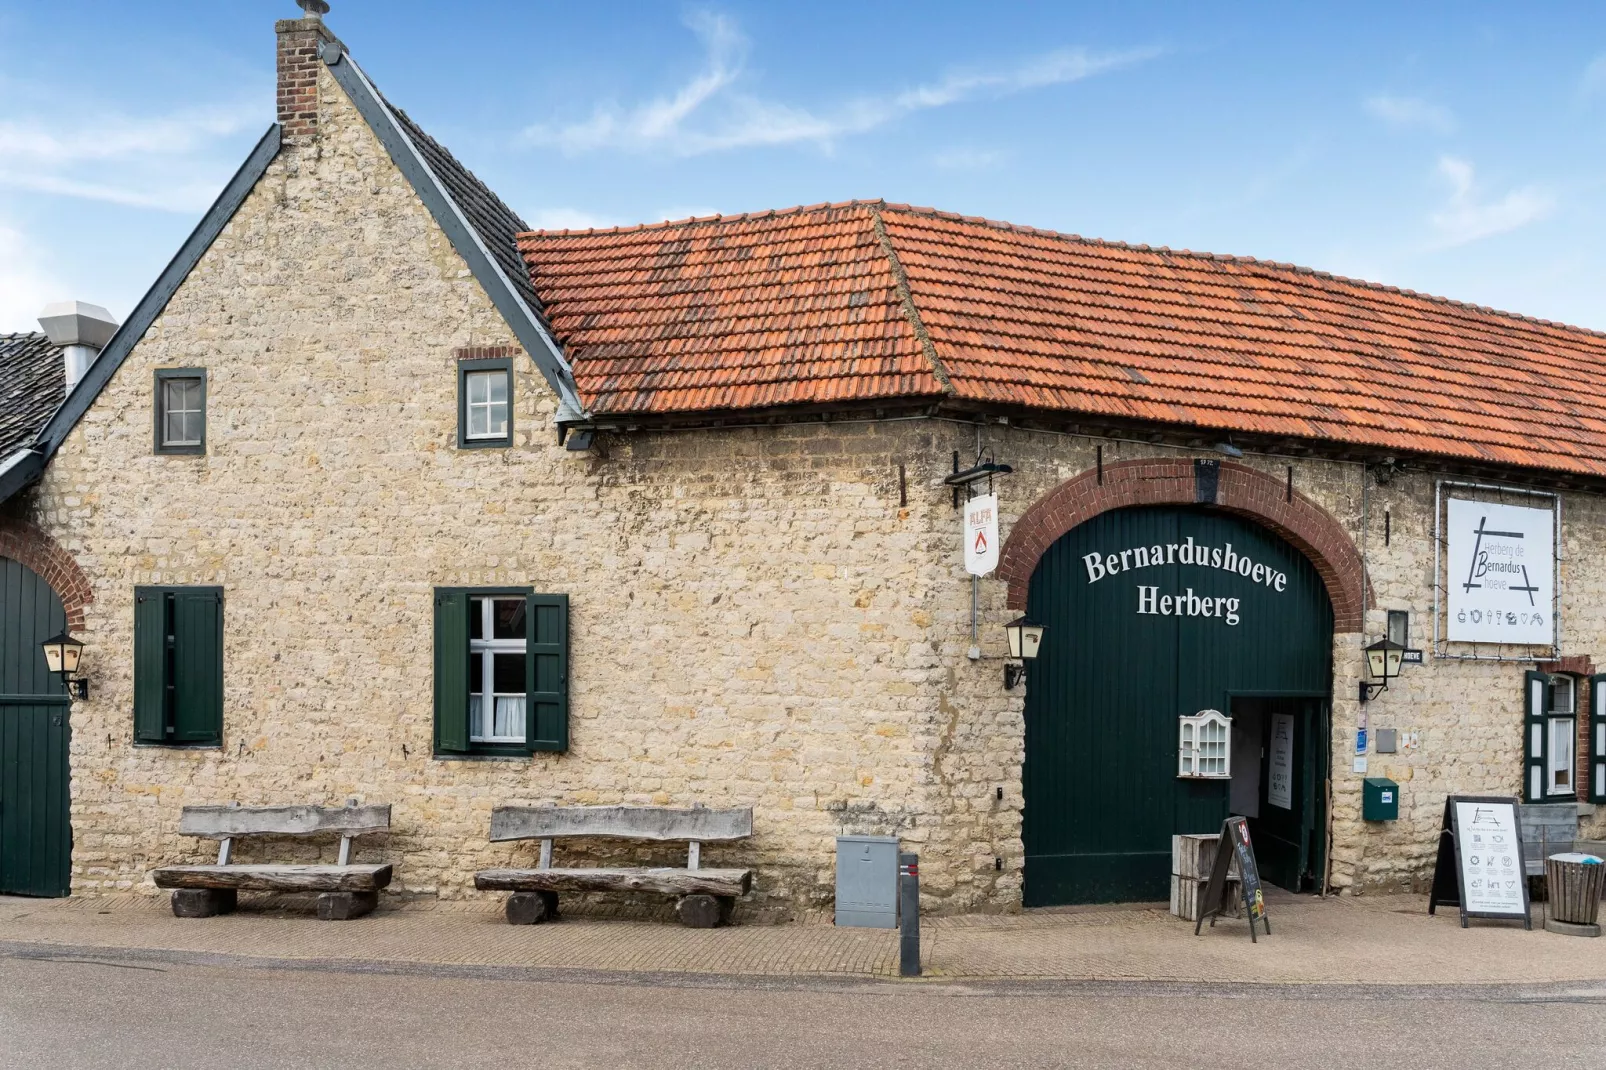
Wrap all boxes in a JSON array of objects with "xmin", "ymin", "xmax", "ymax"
[
  {"xmin": 0, "ymin": 101, "xmax": 261, "ymax": 212},
  {"xmin": 526, "ymin": 208, "xmax": 623, "ymax": 232},
  {"xmin": 0, "ymin": 220, "xmax": 65, "ymax": 332},
  {"xmin": 1364, "ymin": 94, "xmax": 1455, "ymax": 133},
  {"xmin": 1581, "ymin": 53, "xmax": 1606, "ymax": 97},
  {"xmin": 526, "ymin": 11, "xmax": 1159, "ymax": 156},
  {"xmin": 1429, "ymin": 156, "xmax": 1554, "ymax": 246},
  {"xmin": 932, "ymin": 147, "xmax": 1007, "ymax": 170}
]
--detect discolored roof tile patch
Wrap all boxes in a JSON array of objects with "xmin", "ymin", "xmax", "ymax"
[{"xmin": 520, "ymin": 201, "xmax": 1606, "ymax": 478}]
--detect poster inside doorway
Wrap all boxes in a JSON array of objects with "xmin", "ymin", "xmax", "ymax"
[
  {"xmin": 1444, "ymin": 498, "xmax": 1554, "ymax": 645},
  {"xmin": 1267, "ymin": 713, "xmax": 1293, "ymax": 810}
]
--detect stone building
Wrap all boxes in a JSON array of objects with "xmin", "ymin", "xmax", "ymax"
[{"xmin": 2, "ymin": 5, "xmax": 1604, "ymax": 912}]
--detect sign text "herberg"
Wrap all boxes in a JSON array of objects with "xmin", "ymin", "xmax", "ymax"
[{"xmin": 1082, "ymin": 538, "xmax": 1290, "ymax": 591}]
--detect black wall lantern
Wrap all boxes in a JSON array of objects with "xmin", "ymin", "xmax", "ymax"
[
  {"xmin": 1003, "ymin": 616, "xmax": 1045, "ymax": 689},
  {"xmin": 40, "ymin": 631, "xmax": 88, "ymax": 700},
  {"xmin": 1358, "ymin": 636, "xmax": 1404, "ymax": 703}
]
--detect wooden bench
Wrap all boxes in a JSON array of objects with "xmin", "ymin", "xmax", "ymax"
[
  {"xmin": 152, "ymin": 803, "xmax": 393, "ymax": 921},
  {"xmin": 474, "ymin": 805, "xmax": 753, "ymax": 928},
  {"xmin": 1520, "ymin": 802, "xmax": 1580, "ymax": 877}
]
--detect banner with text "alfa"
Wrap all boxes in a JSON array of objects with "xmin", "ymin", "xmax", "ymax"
[{"xmin": 964, "ymin": 493, "xmax": 999, "ymax": 576}]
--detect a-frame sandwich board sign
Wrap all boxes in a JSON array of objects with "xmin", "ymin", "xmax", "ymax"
[
  {"xmin": 1428, "ymin": 795, "xmax": 1531, "ymax": 930},
  {"xmin": 1194, "ymin": 816, "xmax": 1270, "ymax": 942}
]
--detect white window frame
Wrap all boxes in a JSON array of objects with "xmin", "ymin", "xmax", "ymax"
[
  {"xmin": 1546, "ymin": 674, "xmax": 1577, "ymax": 797},
  {"xmin": 162, "ymin": 376, "xmax": 204, "ymax": 447},
  {"xmin": 469, "ymin": 596, "xmax": 526, "ymax": 744},
  {"xmin": 464, "ymin": 368, "xmax": 509, "ymax": 441},
  {"xmin": 1179, "ymin": 709, "xmax": 1232, "ymax": 779}
]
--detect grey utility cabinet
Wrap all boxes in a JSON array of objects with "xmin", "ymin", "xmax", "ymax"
[{"xmin": 835, "ymin": 835, "xmax": 899, "ymax": 928}]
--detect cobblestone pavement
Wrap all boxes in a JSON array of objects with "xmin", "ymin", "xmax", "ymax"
[{"xmin": 2, "ymin": 888, "xmax": 1603, "ymax": 986}]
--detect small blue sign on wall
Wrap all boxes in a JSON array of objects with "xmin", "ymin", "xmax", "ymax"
[{"xmin": 1355, "ymin": 728, "xmax": 1368, "ymax": 754}]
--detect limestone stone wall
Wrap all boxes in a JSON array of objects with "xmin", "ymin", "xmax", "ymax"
[{"xmin": 23, "ymin": 58, "xmax": 1606, "ymax": 914}]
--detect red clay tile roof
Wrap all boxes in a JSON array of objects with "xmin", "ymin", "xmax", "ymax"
[{"xmin": 519, "ymin": 201, "xmax": 1606, "ymax": 478}]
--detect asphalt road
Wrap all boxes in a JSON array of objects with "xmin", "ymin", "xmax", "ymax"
[{"xmin": 2, "ymin": 951, "xmax": 1604, "ymax": 1069}]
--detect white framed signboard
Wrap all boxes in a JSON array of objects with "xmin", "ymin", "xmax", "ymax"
[
  {"xmin": 964, "ymin": 493, "xmax": 999, "ymax": 577},
  {"xmin": 1428, "ymin": 795, "xmax": 1531, "ymax": 928},
  {"xmin": 1267, "ymin": 713, "xmax": 1294, "ymax": 810},
  {"xmin": 1444, "ymin": 498, "xmax": 1554, "ymax": 645}
]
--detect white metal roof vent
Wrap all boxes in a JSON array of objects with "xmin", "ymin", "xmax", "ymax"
[
  {"xmin": 37, "ymin": 301, "xmax": 119, "ymax": 393},
  {"xmin": 297, "ymin": 0, "xmax": 330, "ymax": 20}
]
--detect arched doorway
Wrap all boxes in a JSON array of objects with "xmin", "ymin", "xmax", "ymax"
[
  {"xmin": 0, "ymin": 555, "xmax": 72, "ymax": 897},
  {"xmin": 1021, "ymin": 505, "xmax": 1334, "ymax": 906}
]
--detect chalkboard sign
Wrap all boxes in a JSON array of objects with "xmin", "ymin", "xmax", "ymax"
[
  {"xmin": 1193, "ymin": 816, "xmax": 1270, "ymax": 942},
  {"xmin": 1428, "ymin": 795, "xmax": 1531, "ymax": 930}
]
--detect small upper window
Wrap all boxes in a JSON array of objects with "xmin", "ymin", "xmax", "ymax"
[
  {"xmin": 155, "ymin": 369, "xmax": 206, "ymax": 454},
  {"xmin": 458, "ymin": 359, "xmax": 512, "ymax": 448}
]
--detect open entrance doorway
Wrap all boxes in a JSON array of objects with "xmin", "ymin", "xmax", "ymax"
[{"xmin": 1229, "ymin": 696, "xmax": 1328, "ymax": 893}]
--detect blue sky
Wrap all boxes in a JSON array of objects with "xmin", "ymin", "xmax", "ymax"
[{"xmin": 3, "ymin": 1, "xmax": 1605, "ymax": 332}]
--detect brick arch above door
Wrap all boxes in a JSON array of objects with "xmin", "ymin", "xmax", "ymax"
[
  {"xmin": 998, "ymin": 458, "xmax": 1370, "ymax": 632},
  {"xmin": 0, "ymin": 518, "xmax": 92, "ymax": 631}
]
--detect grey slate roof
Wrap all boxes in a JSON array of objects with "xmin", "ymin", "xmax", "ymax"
[
  {"xmin": 0, "ymin": 333, "xmax": 63, "ymax": 457},
  {"xmin": 387, "ymin": 102, "xmax": 547, "ymax": 320}
]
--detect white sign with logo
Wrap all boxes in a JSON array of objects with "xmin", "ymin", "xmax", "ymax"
[
  {"xmin": 1267, "ymin": 713, "xmax": 1294, "ymax": 810},
  {"xmin": 1445, "ymin": 499, "xmax": 1554, "ymax": 645},
  {"xmin": 964, "ymin": 493, "xmax": 1000, "ymax": 576},
  {"xmin": 1454, "ymin": 800, "xmax": 1526, "ymax": 916}
]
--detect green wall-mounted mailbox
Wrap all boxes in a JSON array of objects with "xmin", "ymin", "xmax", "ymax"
[{"xmin": 1363, "ymin": 777, "xmax": 1399, "ymax": 821}]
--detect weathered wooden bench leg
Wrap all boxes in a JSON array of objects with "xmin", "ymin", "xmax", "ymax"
[
  {"xmin": 171, "ymin": 888, "xmax": 236, "ymax": 918},
  {"xmin": 506, "ymin": 891, "xmax": 558, "ymax": 924},
  {"xmin": 676, "ymin": 893, "xmax": 725, "ymax": 929},
  {"xmin": 317, "ymin": 891, "xmax": 378, "ymax": 921}
]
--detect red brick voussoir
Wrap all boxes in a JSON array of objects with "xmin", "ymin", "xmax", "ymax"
[
  {"xmin": 0, "ymin": 517, "xmax": 93, "ymax": 631},
  {"xmin": 997, "ymin": 458, "xmax": 1369, "ymax": 632}
]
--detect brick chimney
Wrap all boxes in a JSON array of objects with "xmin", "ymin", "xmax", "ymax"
[{"xmin": 276, "ymin": 2, "xmax": 340, "ymax": 144}]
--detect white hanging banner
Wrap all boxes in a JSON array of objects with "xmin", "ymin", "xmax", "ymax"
[
  {"xmin": 1445, "ymin": 498, "xmax": 1554, "ymax": 645},
  {"xmin": 964, "ymin": 493, "xmax": 999, "ymax": 577}
]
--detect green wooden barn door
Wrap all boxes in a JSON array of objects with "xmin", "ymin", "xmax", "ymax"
[
  {"xmin": 0, "ymin": 557, "xmax": 72, "ymax": 897},
  {"xmin": 1022, "ymin": 506, "xmax": 1334, "ymax": 906}
]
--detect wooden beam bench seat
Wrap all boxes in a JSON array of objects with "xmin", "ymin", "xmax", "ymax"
[
  {"xmin": 473, "ymin": 804, "xmax": 754, "ymax": 928},
  {"xmin": 151, "ymin": 802, "xmax": 393, "ymax": 921}
]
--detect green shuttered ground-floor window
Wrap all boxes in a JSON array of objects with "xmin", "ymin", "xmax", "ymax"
[
  {"xmin": 134, "ymin": 586, "xmax": 224, "ymax": 746},
  {"xmin": 434, "ymin": 588, "xmax": 567, "ymax": 756}
]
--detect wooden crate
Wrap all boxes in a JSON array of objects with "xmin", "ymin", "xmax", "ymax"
[
  {"xmin": 1172, "ymin": 833, "xmax": 1241, "ymax": 880},
  {"xmin": 1171, "ymin": 874, "xmax": 1243, "ymax": 921}
]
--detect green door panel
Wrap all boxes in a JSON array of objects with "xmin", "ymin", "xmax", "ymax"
[
  {"xmin": 0, "ymin": 557, "xmax": 72, "ymax": 898},
  {"xmin": 1023, "ymin": 506, "xmax": 1333, "ymax": 906}
]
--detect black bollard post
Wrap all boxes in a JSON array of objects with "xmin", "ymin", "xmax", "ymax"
[{"xmin": 898, "ymin": 852, "xmax": 920, "ymax": 977}]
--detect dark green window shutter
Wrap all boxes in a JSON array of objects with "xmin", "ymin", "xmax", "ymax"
[
  {"xmin": 171, "ymin": 588, "xmax": 223, "ymax": 744},
  {"xmin": 132, "ymin": 588, "xmax": 167, "ymax": 743},
  {"xmin": 1590, "ymin": 674, "xmax": 1606, "ymax": 804},
  {"xmin": 526, "ymin": 593, "xmax": 568, "ymax": 753},
  {"xmin": 1523, "ymin": 670, "xmax": 1547, "ymax": 803},
  {"xmin": 434, "ymin": 589, "xmax": 471, "ymax": 753}
]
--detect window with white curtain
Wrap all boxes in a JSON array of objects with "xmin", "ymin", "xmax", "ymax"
[{"xmin": 469, "ymin": 596, "xmax": 526, "ymax": 743}]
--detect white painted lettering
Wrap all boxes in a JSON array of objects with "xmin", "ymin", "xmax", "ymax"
[
  {"xmin": 1083, "ymin": 553, "xmax": 1106, "ymax": 583},
  {"xmin": 1224, "ymin": 543, "xmax": 1239, "ymax": 574},
  {"xmin": 1166, "ymin": 544, "xmax": 1178, "ymax": 564},
  {"xmin": 1107, "ymin": 553, "xmax": 1121, "ymax": 575},
  {"xmin": 1274, "ymin": 574, "xmax": 1287, "ymax": 592},
  {"xmin": 1120, "ymin": 548, "xmax": 1134, "ymax": 571},
  {"xmin": 1160, "ymin": 594, "xmax": 1174, "ymax": 615},
  {"xmin": 1211, "ymin": 547, "xmax": 1223, "ymax": 568},
  {"xmin": 1133, "ymin": 546, "xmax": 1150, "ymax": 568},
  {"xmin": 1238, "ymin": 557, "xmax": 1252, "ymax": 577},
  {"xmin": 1137, "ymin": 586, "xmax": 1159, "ymax": 614},
  {"xmin": 1252, "ymin": 563, "xmax": 1265, "ymax": 584},
  {"xmin": 1226, "ymin": 598, "xmax": 1240, "ymax": 625}
]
